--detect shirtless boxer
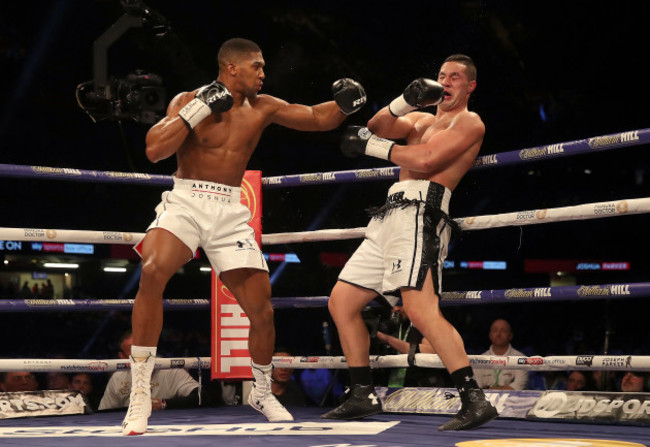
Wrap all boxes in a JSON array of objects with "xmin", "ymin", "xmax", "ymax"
[
  {"xmin": 122, "ymin": 37, "xmax": 366, "ymax": 435},
  {"xmin": 322, "ymin": 54, "xmax": 498, "ymax": 430}
]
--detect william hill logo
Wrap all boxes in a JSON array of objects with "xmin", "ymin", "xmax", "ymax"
[
  {"xmin": 577, "ymin": 285, "xmax": 609, "ymax": 297},
  {"xmin": 588, "ymin": 130, "xmax": 640, "ymax": 149},
  {"xmin": 504, "ymin": 289, "xmax": 533, "ymax": 299}
]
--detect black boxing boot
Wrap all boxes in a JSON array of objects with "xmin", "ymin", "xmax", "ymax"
[
  {"xmin": 321, "ymin": 384, "xmax": 382, "ymax": 419},
  {"xmin": 438, "ymin": 388, "xmax": 498, "ymax": 430},
  {"xmin": 438, "ymin": 366, "xmax": 498, "ymax": 431}
]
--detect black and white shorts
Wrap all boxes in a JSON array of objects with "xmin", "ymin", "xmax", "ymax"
[{"xmin": 338, "ymin": 180, "xmax": 453, "ymax": 306}]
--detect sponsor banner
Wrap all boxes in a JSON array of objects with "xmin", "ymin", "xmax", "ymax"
[
  {"xmin": 472, "ymin": 153, "xmax": 499, "ymax": 167},
  {"xmin": 0, "ymin": 358, "xmax": 211, "ymax": 373},
  {"xmin": 21, "ymin": 165, "xmax": 170, "ymax": 186},
  {"xmin": 588, "ymin": 130, "xmax": 641, "ymax": 149},
  {"xmin": 518, "ymin": 143, "xmax": 565, "ymax": 161},
  {"xmin": 527, "ymin": 390, "xmax": 650, "ymax": 423},
  {"xmin": 0, "ymin": 240, "xmax": 94, "ymax": 254},
  {"xmin": 24, "ymin": 299, "xmax": 76, "ymax": 308},
  {"xmin": 525, "ymin": 259, "xmax": 631, "ymax": 273},
  {"xmin": 0, "ymin": 298, "xmax": 211, "ymax": 313},
  {"xmin": 442, "ymin": 291, "xmax": 483, "ymax": 300},
  {"xmin": 31, "ymin": 166, "xmax": 82, "ymax": 177},
  {"xmin": 262, "ymin": 167, "xmax": 400, "ymax": 188},
  {"xmin": 376, "ymin": 387, "xmax": 542, "ymax": 419},
  {"xmin": 0, "ymin": 421, "xmax": 399, "ymax": 437},
  {"xmin": 212, "ymin": 171, "xmax": 262, "ymax": 380},
  {"xmin": 166, "ymin": 299, "xmax": 210, "ymax": 306},
  {"xmin": 438, "ymin": 283, "xmax": 649, "ymax": 307},
  {"xmin": 0, "ymin": 390, "xmax": 89, "ymax": 419},
  {"xmin": 104, "ymin": 171, "xmax": 151, "ymax": 180},
  {"xmin": 59, "ymin": 361, "xmax": 109, "ymax": 372}
]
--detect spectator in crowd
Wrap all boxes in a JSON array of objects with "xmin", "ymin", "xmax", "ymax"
[
  {"xmin": 619, "ymin": 371, "xmax": 649, "ymax": 392},
  {"xmin": 42, "ymin": 279, "xmax": 54, "ymax": 299},
  {"xmin": 0, "ymin": 372, "xmax": 39, "ymax": 392},
  {"xmin": 593, "ymin": 370, "xmax": 616, "ymax": 392},
  {"xmin": 46, "ymin": 372, "xmax": 71, "ymax": 390},
  {"xmin": 475, "ymin": 318, "xmax": 528, "ymax": 390},
  {"xmin": 71, "ymin": 373, "xmax": 93, "ymax": 395},
  {"xmin": 20, "ymin": 281, "xmax": 31, "ymax": 298},
  {"xmin": 71, "ymin": 372, "xmax": 102, "ymax": 411},
  {"xmin": 271, "ymin": 347, "xmax": 308, "ymax": 407},
  {"xmin": 566, "ymin": 371, "xmax": 595, "ymax": 391},
  {"xmin": 98, "ymin": 330, "xmax": 202, "ymax": 411}
]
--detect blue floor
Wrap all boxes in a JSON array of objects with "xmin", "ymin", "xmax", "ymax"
[{"xmin": 0, "ymin": 406, "xmax": 648, "ymax": 447}]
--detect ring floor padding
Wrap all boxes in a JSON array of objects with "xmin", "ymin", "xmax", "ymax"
[{"xmin": 0, "ymin": 406, "xmax": 648, "ymax": 447}]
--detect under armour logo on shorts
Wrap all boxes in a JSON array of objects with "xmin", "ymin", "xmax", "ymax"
[
  {"xmin": 236, "ymin": 240, "xmax": 255, "ymax": 250},
  {"xmin": 391, "ymin": 260, "xmax": 402, "ymax": 273}
]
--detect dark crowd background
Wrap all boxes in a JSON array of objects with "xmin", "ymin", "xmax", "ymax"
[{"xmin": 1, "ymin": 1, "xmax": 649, "ymax": 370}]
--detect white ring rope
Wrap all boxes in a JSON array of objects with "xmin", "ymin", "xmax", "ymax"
[
  {"xmin": 1, "ymin": 196, "xmax": 648, "ymax": 246},
  {"xmin": 2, "ymin": 354, "xmax": 648, "ymax": 373},
  {"xmin": 266, "ymin": 196, "xmax": 650, "ymax": 244}
]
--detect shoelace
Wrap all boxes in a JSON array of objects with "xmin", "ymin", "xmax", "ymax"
[
  {"xmin": 252, "ymin": 375, "xmax": 288, "ymax": 411},
  {"xmin": 125, "ymin": 388, "xmax": 148, "ymax": 420},
  {"xmin": 125, "ymin": 358, "xmax": 151, "ymax": 420},
  {"xmin": 133, "ymin": 367, "xmax": 146, "ymax": 391}
]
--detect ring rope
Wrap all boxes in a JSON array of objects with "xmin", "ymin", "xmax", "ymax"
[
  {"xmin": 2, "ymin": 354, "xmax": 649, "ymax": 373},
  {"xmin": 1, "ymin": 196, "xmax": 647, "ymax": 246},
  {"xmin": 0, "ymin": 297, "xmax": 327, "ymax": 312},
  {"xmin": 265, "ymin": 196, "xmax": 650, "ymax": 244},
  {"xmin": 0, "ymin": 128, "xmax": 647, "ymax": 188},
  {"xmin": 264, "ymin": 128, "xmax": 650, "ymax": 187},
  {"xmin": 2, "ymin": 282, "xmax": 647, "ymax": 312}
]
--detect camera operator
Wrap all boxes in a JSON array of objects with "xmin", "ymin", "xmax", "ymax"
[{"xmin": 375, "ymin": 306, "xmax": 451, "ymax": 388}]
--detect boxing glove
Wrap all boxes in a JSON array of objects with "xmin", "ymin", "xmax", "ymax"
[
  {"xmin": 178, "ymin": 81, "xmax": 233, "ymax": 128},
  {"xmin": 341, "ymin": 126, "xmax": 394, "ymax": 161},
  {"xmin": 332, "ymin": 78, "xmax": 367, "ymax": 115},
  {"xmin": 389, "ymin": 78, "xmax": 444, "ymax": 117}
]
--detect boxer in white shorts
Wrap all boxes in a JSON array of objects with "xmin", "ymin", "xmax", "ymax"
[
  {"xmin": 121, "ymin": 37, "xmax": 367, "ymax": 436},
  {"xmin": 144, "ymin": 177, "xmax": 267, "ymax": 275},
  {"xmin": 324, "ymin": 54, "xmax": 497, "ymax": 431}
]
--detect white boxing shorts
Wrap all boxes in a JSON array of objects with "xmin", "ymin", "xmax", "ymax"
[
  {"xmin": 338, "ymin": 180, "xmax": 453, "ymax": 306},
  {"xmin": 145, "ymin": 177, "xmax": 268, "ymax": 276}
]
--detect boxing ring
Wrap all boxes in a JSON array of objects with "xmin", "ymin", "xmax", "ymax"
[{"xmin": 1, "ymin": 128, "xmax": 650, "ymax": 446}]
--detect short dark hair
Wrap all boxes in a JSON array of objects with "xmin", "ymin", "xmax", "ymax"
[
  {"xmin": 119, "ymin": 329, "xmax": 132, "ymax": 346},
  {"xmin": 443, "ymin": 54, "xmax": 477, "ymax": 81},
  {"xmin": 273, "ymin": 345, "xmax": 293, "ymax": 355},
  {"xmin": 218, "ymin": 38, "xmax": 261, "ymax": 67},
  {"xmin": 117, "ymin": 330, "xmax": 132, "ymax": 355}
]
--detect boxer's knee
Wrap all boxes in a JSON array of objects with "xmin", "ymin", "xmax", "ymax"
[
  {"xmin": 247, "ymin": 300, "xmax": 274, "ymax": 328},
  {"xmin": 139, "ymin": 258, "xmax": 174, "ymax": 291},
  {"xmin": 328, "ymin": 289, "xmax": 349, "ymax": 322},
  {"xmin": 329, "ymin": 281, "xmax": 374, "ymax": 323},
  {"xmin": 404, "ymin": 300, "xmax": 443, "ymax": 333}
]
